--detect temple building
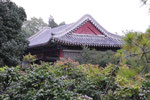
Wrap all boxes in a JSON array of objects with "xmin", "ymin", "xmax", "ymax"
[{"xmin": 27, "ymin": 14, "xmax": 123, "ymax": 61}]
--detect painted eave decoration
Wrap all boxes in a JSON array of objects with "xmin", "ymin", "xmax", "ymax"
[{"xmin": 28, "ymin": 14, "xmax": 124, "ymax": 48}]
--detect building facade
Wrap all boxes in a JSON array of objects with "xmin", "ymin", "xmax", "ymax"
[{"xmin": 27, "ymin": 14, "xmax": 123, "ymax": 61}]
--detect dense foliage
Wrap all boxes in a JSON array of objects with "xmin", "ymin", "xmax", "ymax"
[
  {"xmin": 0, "ymin": 57, "xmax": 93, "ymax": 100},
  {"xmin": 76, "ymin": 47, "xmax": 119, "ymax": 67},
  {"xmin": 117, "ymin": 30, "xmax": 150, "ymax": 74},
  {"xmin": 0, "ymin": 0, "xmax": 28, "ymax": 67},
  {"xmin": 0, "ymin": 54, "xmax": 150, "ymax": 100}
]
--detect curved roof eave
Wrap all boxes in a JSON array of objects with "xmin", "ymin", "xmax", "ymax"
[{"xmin": 28, "ymin": 14, "xmax": 123, "ymax": 48}]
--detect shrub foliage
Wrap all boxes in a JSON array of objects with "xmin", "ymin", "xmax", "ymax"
[
  {"xmin": 0, "ymin": 56, "xmax": 150, "ymax": 100},
  {"xmin": 76, "ymin": 47, "xmax": 119, "ymax": 67}
]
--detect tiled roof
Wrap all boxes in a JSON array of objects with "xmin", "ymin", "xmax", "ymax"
[
  {"xmin": 28, "ymin": 14, "xmax": 123, "ymax": 48},
  {"xmin": 28, "ymin": 24, "xmax": 73, "ymax": 47},
  {"xmin": 54, "ymin": 34, "xmax": 123, "ymax": 47}
]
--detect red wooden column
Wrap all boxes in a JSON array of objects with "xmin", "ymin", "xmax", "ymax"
[{"xmin": 59, "ymin": 49, "xmax": 63, "ymax": 59}]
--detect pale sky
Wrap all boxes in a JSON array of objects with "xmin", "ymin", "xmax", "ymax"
[{"xmin": 12, "ymin": 0, "xmax": 150, "ymax": 35}]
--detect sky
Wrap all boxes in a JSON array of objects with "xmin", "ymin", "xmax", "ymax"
[{"xmin": 11, "ymin": 0, "xmax": 150, "ymax": 35}]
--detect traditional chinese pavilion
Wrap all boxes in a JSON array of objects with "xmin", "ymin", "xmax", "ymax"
[{"xmin": 27, "ymin": 14, "xmax": 123, "ymax": 61}]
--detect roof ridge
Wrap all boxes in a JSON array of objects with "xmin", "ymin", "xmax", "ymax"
[
  {"xmin": 71, "ymin": 33, "xmax": 106, "ymax": 37},
  {"xmin": 28, "ymin": 27, "xmax": 51, "ymax": 41},
  {"xmin": 107, "ymin": 32, "xmax": 123, "ymax": 39},
  {"xmin": 53, "ymin": 14, "xmax": 91, "ymax": 37},
  {"xmin": 53, "ymin": 14, "xmax": 118, "ymax": 38}
]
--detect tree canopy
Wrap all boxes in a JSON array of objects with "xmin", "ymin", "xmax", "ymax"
[
  {"xmin": 0, "ymin": 0, "xmax": 28, "ymax": 67},
  {"xmin": 48, "ymin": 15, "xmax": 65, "ymax": 28},
  {"xmin": 22, "ymin": 17, "xmax": 48, "ymax": 38},
  {"xmin": 117, "ymin": 29, "xmax": 150, "ymax": 74},
  {"xmin": 22, "ymin": 16, "xmax": 65, "ymax": 38}
]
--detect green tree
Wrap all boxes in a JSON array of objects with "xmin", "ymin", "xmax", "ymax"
[
  {"xmin": 0, "ymin": 0, "xmax": 28, "ymax": 67},
  {"xmin": 22, "ymin": 17, "xmax": 48, "ymax": 38},
  {"xmin": 48, "ymin": 15, "xmax": 65, "ymax": 28},
  {"xmin": 117, "ymin": 30, "xmax": 150, "ymax": 74}
]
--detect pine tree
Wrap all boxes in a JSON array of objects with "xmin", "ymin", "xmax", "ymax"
[{"xmin": 117, "ymin": 30, "xmax": 150, "ymax": 74}]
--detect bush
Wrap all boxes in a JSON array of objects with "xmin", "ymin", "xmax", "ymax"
[
  {"xmin": 75, "ymin": 47, "xmax": 119, "ymax": 67},
  {"xmin": 0, "ymin": 57, "xmax": 149, "ymax": 100}
]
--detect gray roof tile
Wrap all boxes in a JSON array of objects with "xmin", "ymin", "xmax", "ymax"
[
  {"xmin": 28, "ymin": 14, "xmax": 123, "ymax": 48},
  {"xmin": 54, "ymin": 34, "xmax": 123, "ymax": 47}
]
